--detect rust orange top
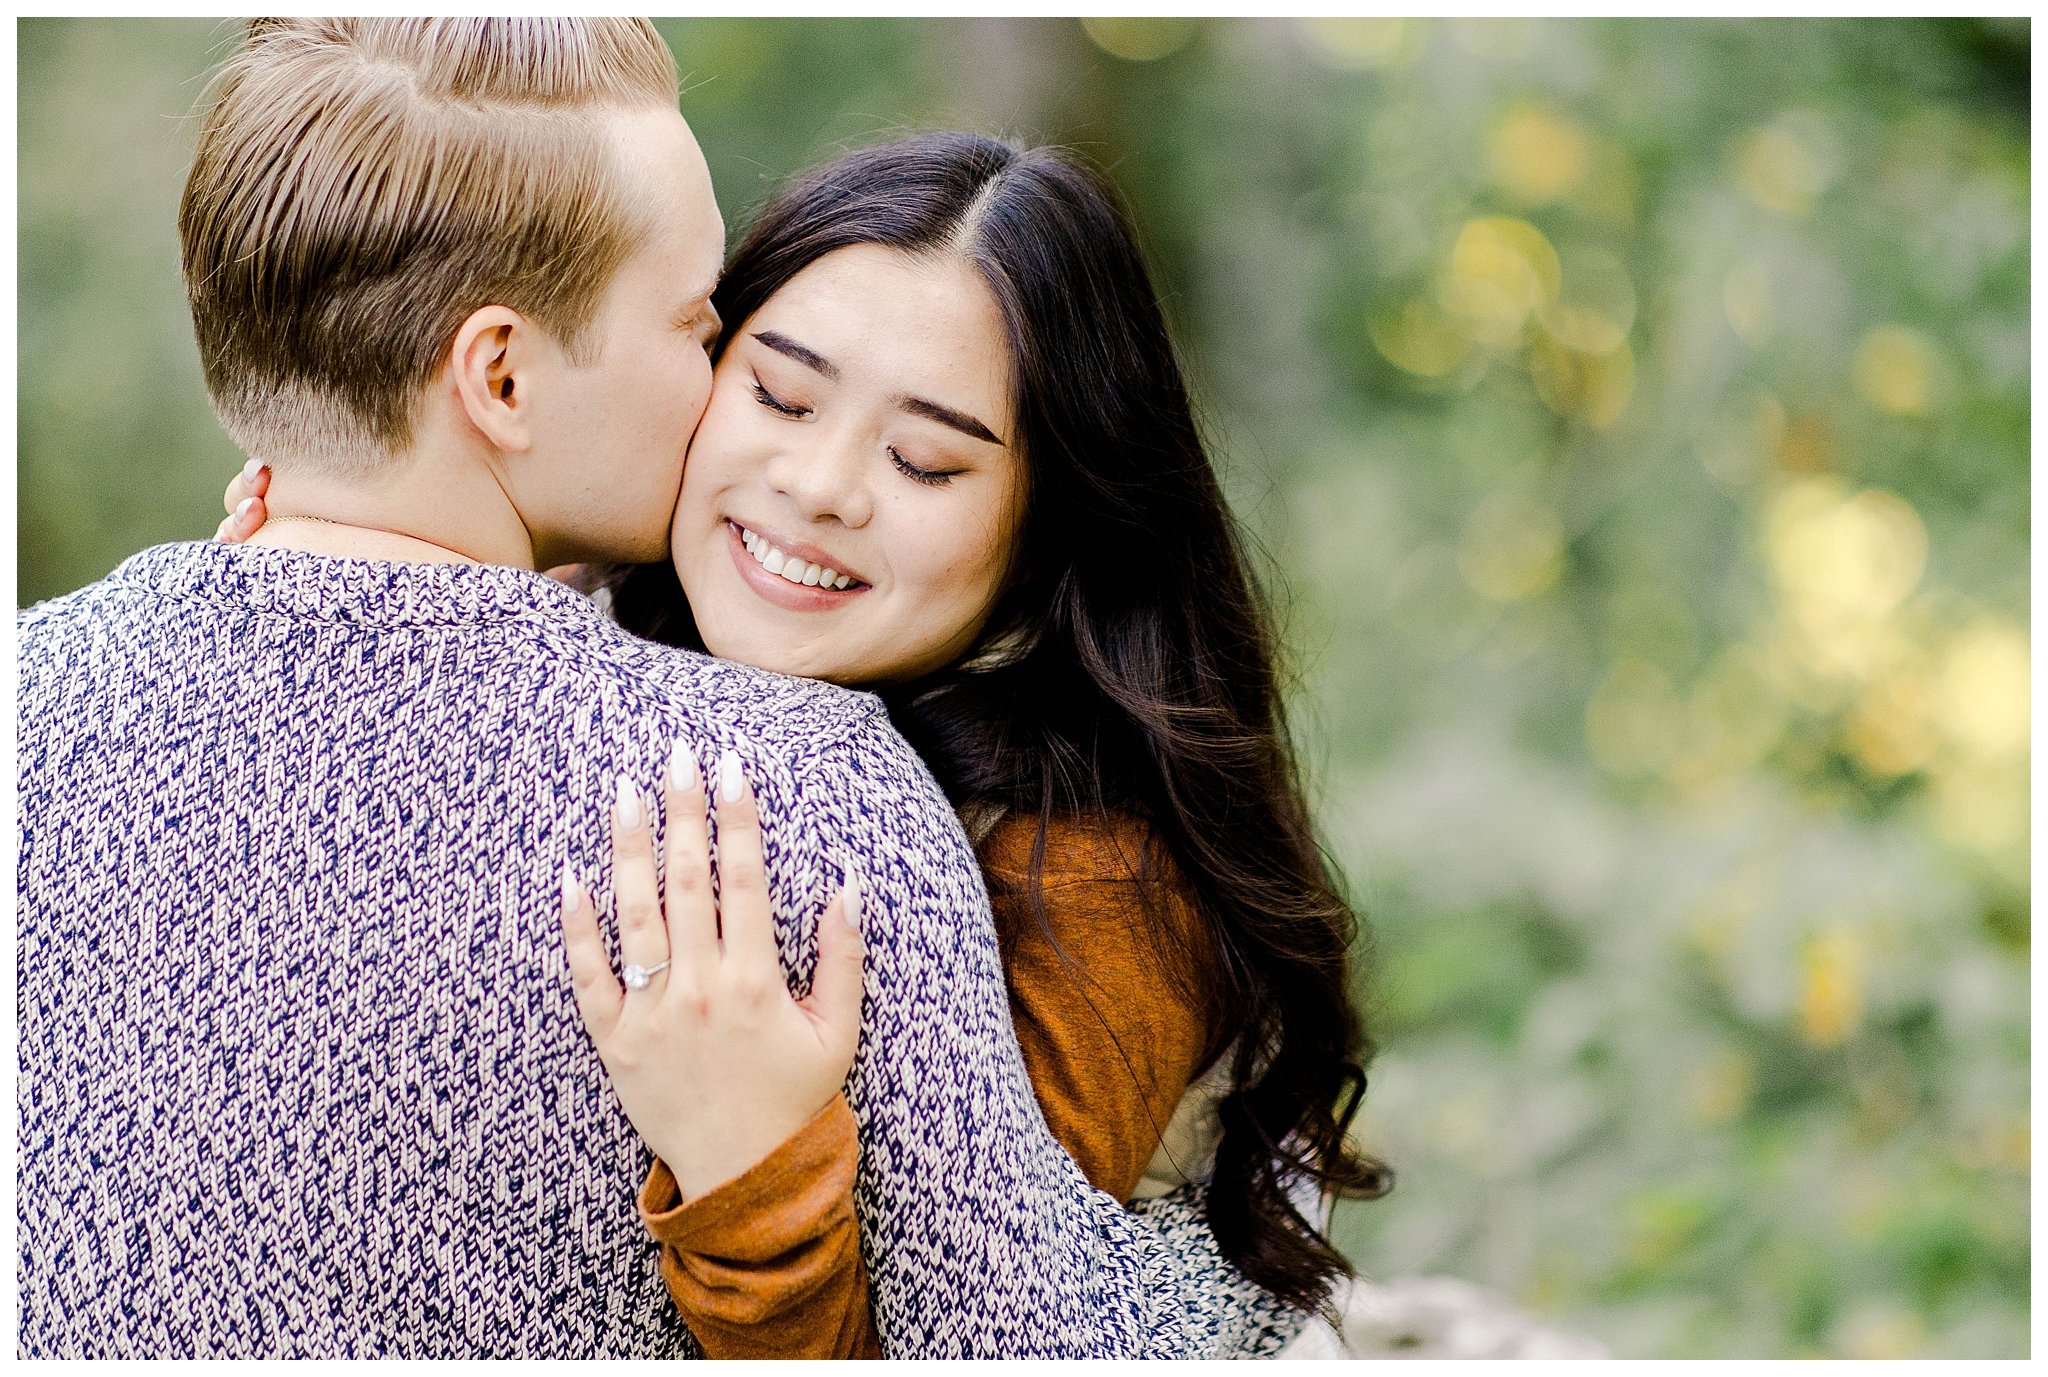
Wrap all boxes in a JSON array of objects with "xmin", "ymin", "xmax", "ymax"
[{"xmin": 638, "ymin": 812, "xmax": 1220, "ymax": 1358}]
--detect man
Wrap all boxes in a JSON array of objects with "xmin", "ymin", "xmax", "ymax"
[{"xmin": 15, "ymin": 18, "xmax": 1299, "ymax": 1358}]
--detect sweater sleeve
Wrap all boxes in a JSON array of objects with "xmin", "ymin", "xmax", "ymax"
[
  {"xmin": 783, "ymin": 724, "xmax": 1301, "ymax": 1357},
  {"xmin": 638, "ymin": 813, "xmax": 1219, "ymax": 1358},
  {"xmin": 640, "ymin": 1095, "xmax": 879, "ymax": 1359}
]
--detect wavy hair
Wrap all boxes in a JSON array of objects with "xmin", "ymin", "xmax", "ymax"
[{"xmin": 600, "ymin": 132, "xmax": 1390, "ymax": 1314}]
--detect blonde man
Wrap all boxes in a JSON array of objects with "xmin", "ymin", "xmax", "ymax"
[{"xmin": 16, "ymin": 18, "xmax": 1294, "ymax": 1358}]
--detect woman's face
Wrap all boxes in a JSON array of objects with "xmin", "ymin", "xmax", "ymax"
[{"xmin": 670, "ymin": 244, "xmax": 1026, "ymax": 686}]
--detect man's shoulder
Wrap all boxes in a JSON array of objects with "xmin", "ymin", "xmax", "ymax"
[
  {"xmin": 520, "ymin": 610, "xmax": 890, "ymax": 762},
  {"xmin": 16, "ymin": 541, "xmax": 889, "ymax": 763},
  {"xmin": 17, "ymin": 563, "xmax": 142, "ymax": 632},
  {"xmin": 16, "ymin": 557, "xmax": 160, "ymax": 667}
]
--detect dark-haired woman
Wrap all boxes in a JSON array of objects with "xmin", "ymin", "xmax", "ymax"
[{"xmin": 223, "ymin": 132, "xmax": 1387, "ymax": 1357}]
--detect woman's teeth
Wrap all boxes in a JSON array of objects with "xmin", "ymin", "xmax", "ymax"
[{"xmin": 740, "ymin": 526, "xmax": 856, "ymax": 591}]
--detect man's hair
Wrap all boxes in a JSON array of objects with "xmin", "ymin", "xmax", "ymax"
[{"xmin": 179, "ymin": 18, "xmax": 680, "ymax": 473}]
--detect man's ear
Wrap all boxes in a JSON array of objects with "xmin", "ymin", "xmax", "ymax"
[{"xmin": 449, "ymin": 305, "xmax": 535, "ymax": 454}]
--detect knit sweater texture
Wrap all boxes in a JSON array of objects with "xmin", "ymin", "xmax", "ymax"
[{"xmin": 15, "ymin": 541, "xmax": 1305, "ymax": 1359}]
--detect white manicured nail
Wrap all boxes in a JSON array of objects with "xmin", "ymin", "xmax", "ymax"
[
  {"xmin": 234, "ymin": 497, "xmax": 255, "ymax": 521},
  {"xmin": 561, "ymin": 863, "xmax": 581, "ymax": 910},
  {"xmin": 670, "ymin": 738, "xmax": 700, "ymax": 791},
  {"xmin": 616, "ymin": 774, "xmax": 642, "ymax": 828},
  {"xmin": 843, "ymin": 864, "xmax": 862, "ymax": 931},
  {"xmin": 240, "ymin": 457, "xmax": 261, "ymax": 484},
  {"xmin": 717, "ymin": 748, "xmax": 744, "ymax": 803}
]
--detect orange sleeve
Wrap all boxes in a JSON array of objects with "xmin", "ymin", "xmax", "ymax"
[
  {"xmin": 638, "ymin": 1094, "xmax": 879, "ymax": 1358},
  {"xmin": 989, "ymin": 862, "xmax": 1217, "ymax": 1200},
  {"xmin": 639, "ymin": 814, "xmax": 1215, "ymax": 1358}
]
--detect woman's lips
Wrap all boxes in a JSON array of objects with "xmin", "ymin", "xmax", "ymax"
[{"xmin": 725, "ymin": 519, "xmax": 867, "ymax": 612}]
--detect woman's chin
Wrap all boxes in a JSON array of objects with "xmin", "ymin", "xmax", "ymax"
[{"xmin": 700, "ymin": 630, "xmax": 851, "ymax": 687}]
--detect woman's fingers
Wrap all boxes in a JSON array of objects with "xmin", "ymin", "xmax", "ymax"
[
  {"xmin": 217, "ymin": 497, "xmax": 263, "ymax": 543},
  {"xmin": 217, "ymin": 461, "xmax": 271, "ymax": 542},
  {"xmin": 558, "ymin": 866, "xmax": 623, "ymax": 1040},
  {"xmin": 800, "ymin": 872, "xmax": 867, "ymax": 1069},
  {"xmin": 710, "ymin": 748, "xmax": 780, "ymax": 972},
  {"xmin": 221, "ymin": 458, "xmax": 269, "ymax": 515},
  {"xmin": 660, "ymin": 740, "xmax": 720, "ymax": 972},
  {"xmin": 220, "ymin": 462, "xmax": 249, "ymax": 517},
  {"xmin": 610, "ymin": 774, "xmax": 670, "ymax": 991}
]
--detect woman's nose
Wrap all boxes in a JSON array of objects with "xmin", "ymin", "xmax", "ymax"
[{"xmin": 771, "ymin": 427, "xmax": 873, "ymax": 528}]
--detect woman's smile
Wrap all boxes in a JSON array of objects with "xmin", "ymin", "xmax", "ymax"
[{"xmin": 724, "ymin": 517, "xmax": 869, "ymax": 611}]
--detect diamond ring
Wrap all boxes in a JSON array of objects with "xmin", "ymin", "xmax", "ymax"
[{"xmin": 621, "ymin": 960, "xmax": 670, "ymax": 991}]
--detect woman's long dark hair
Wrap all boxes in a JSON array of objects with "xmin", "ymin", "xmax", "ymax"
[{"xmin": 600, "ymin": 132, "xmax": 1389, "ymax": 1314}]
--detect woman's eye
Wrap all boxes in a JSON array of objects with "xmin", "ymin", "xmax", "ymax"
[
  {"xmin": 890, "ymin": 448, "xmax": 957, "ymax": 487},
  {"xmin": 751, "ymin": 379, "xmax": 809, "ymax": 418}
]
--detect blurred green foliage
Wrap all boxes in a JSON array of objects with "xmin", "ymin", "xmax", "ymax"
[{"xmin": 17, "ymin": 17, "xmax": 2028, "ymax": 1358}]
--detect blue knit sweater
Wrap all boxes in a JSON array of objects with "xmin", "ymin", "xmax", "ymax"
[{"xmin": 15, "ymin": 542, "xmax": 1304, "ymax": 1358}]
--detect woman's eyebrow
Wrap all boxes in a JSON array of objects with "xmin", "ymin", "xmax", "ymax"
[
  {"xmin": 896, "ymin": 395, "xmax": 1003, "ymax": 447},
  {"xmin": 753, "ymin": 328, "xmax": 1002, "ymax": 445},
  {"xmin": 751, "ymin": 330, "xmax": 838, "ymax": 380}
]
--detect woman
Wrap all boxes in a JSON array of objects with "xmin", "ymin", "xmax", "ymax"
[{"xmin": 223, "ymin": 131, "xmax": 1388, "ymax": 1357}]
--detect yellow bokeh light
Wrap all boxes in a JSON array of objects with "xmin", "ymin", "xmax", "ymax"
[
  {"xmin": 1438, "ymin": 216, "xmax": 1561, "ymax": 345},
  {"xmin": 1081, "ymin": 16, "xmax": 1195, "ymax": 63},
  {"xmin": 1299, "ymin": 17, "xmax": 1417, "ymax": 69},
  {"xmin": 1845, "ymin": 670, "xmax": 1937, "ymax": 776},
  {"xmin": 1774, "ymin": 412, "xmax": 1835, "ymax": 474},
  {"xmin": 1736, "ymin": 112, "xmax": 1838, "ymax": 218},
  {"xmin": 1996, "ymin": 1119, "xmax": 2029, "ymax": 1171},
  {"xmin": 1933, "ymin": 617, "xmax": 2030, "ymax": 759},
  {"xmin": 1529, "ymin": 335, "xmax": 1636, "ymax": 428},
  {"xmin": 1767, "ymin": 479, "xmax": 1928, "ymax": 631},
  {"xmin": 1542, "ymin": 247, "xmax": 1636, "ymax": 353},
  {"xmin": 1490, "ymin": 102, "xmax": 1592, "ymax": 206},
  {"xmin": 1457, "ymin": 489, "xmax": 1566, "ymax": 602},
  {"xmin": 1954, "ymin": 1115, "xmax": 2031, "ymax": 1173},
  {"xmin": 1852, "ymin": 324, "xmax": 1941, "ymax": 417},
  {"xmin": 1368, "ymin": 296, "xmax": 1471, "ymax": 378},
  {"xmin": 1586, "ymin": 657, "xmax": 1684, "ymax": 777},
  {"xmin": 1539, "ymin": 305, "xmax": 1627, "ymax": 356},
  {"xmin": 1798, "ymin": 924, "xmax": 1862, "ymax": 1048}
]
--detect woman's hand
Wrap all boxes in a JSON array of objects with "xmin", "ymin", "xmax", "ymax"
[
  {"xmin": 560, "ymin": 741, "xmax": 866, "ymax": 1202},
  {"xmin": 216, "ymin": 458, "xmax": 270, "ymax": 542}
]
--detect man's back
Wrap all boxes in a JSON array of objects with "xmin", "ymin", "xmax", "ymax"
[
  {"xmin": 16, "ymin": 541, "xmax": 875, "ymax": 1356},
  {"xmin": 19, "ymin": 540, "xmax": 1304, "ymax": 1359}
]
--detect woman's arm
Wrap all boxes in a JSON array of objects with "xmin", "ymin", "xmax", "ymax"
[{"xmin": 639, "ymin": 814, "xmax": 1218, "ymax": 1358}]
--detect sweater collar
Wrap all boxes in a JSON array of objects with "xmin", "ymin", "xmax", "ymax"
[{"xmin": 109, "ymin": 541, "xmax": 614, "ymax": 629}]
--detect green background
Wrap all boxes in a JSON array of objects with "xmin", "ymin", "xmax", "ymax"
[{"xmin": 17, "ymin": 18, "xmax": 2029, "ymax": 1358}]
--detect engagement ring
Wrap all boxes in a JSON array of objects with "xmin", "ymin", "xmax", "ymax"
[{"xmin": 621, "ymin": 960, "xmax": 670, "ymax": 991}]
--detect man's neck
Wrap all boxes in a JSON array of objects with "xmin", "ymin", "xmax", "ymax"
[{"xmin": 242, "ymin": 442, "xmax": 543, "ymax": 570}]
